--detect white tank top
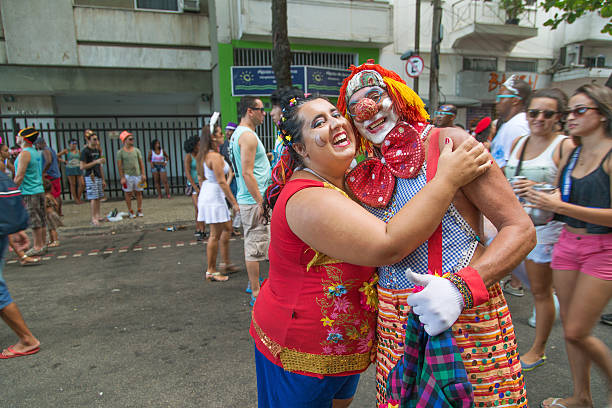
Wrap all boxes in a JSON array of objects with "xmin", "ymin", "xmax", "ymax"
[
  {"xmin": 203, "ymin": 159, "xmax": 229, "ymax": 184},
  {"xmin": 151, "ymin": 149, "xmax": 165, "ymax": 163},
  {"xmin": 504, "ymin": 134, "xmax": 566, "ymax": 185}
]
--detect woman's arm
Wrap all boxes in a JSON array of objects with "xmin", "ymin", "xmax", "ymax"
[
  {"xmin": 287, "ymin": 138, "xmax": 491, "ymax": 267},
  {"xmin": 210, "ymin": 153, "xmax": 238, "ymax": 208},
  {"xmin": 57, "ymin": 149, "xmax": 68, "ymax": 163},
  {"xmin": 148, "ymin": 150, "xmax": 153, "ymax": 167},
  {"xmin": 526, "ymin": 153, "xmax": 612, "ymax": 227},
  {"xmin": 529, "ymin": 193, "xmax": 612, "ymax": 227},
  {"xmin": 226, "ymin": 164, "xmax": 234, "ymax": 186}
]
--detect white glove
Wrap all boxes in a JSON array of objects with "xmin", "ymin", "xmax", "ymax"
[{"xmin": 405, "ymin": 268, "xmax": 465, "ymax": 336}]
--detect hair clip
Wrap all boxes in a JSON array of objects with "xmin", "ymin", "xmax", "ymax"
[
  {"xmin": 289, "ymin": 98, "xmax": 297, "ymax": 107},
  {"xmin": 279, "ymin": 129, "xmax": 293, "ymax": 146}
]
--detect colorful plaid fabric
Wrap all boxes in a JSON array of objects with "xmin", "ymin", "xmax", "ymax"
[
  {"xmin": 376, "ymin": 285, "xmax": 528, "ymax": 408},
  {"xmin": 384, "ymin": 311, "xmax": 474, "ymax": 407}
]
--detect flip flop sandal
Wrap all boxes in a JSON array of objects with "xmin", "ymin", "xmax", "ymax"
[
  {"xmin": 540, "ymin": 398, "xmax": 568, "ymax": 408},
  {"xmin": 19, "ymin": 255, "xmax": 40, "ymax": 266},
  {"xmin": 502, "ymin": 279, "xmax": 524, "ymax": 297},
  {"xmin": 0, "ymin": 345, "xmax": 40, "ymax": 359},
  {"xmin": 205, "ymin": 272, "xmax": 229, "ymax": 282}
]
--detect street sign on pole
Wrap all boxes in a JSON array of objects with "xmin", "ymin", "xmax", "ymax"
[{"xmin": 405, "ymin": 55, "xmax": 424, "ymax": 78}]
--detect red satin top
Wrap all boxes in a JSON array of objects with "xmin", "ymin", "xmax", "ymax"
[{"xmin": 250, "ymin": 178, "xmax": 377, "ymax": 377}]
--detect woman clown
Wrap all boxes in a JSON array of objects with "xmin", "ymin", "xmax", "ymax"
[{"xmin": 338, "ymin": 61, "xmax": 536, "ymax": 407}]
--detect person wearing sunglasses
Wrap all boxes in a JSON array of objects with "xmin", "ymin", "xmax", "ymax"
[
  {"xmin": 229, "ymin": 96, "xmax": 271, "ymax": 306},
  {"xmin": 526, "ymin": 84, "xmax": 612, "ymax": 408},
  {"xmin": 80, "ymin": 132, "xmax": 106, "ymax": 225},
  {"xmin": 504, "ymin": 88, "xmax": 575, "ymax": 374},
  {"xmin": 433, "ymin": 104, "xmax": 457, "ymax": 128},
  {"xmin": 117, "ymin": 130, "xmax": 146, "ymax": 218},
  {"xmin": 491, "ymin": 76, "xmax": 533, "ymax": 298},
  {"xmin": 491, "ymin": 75, "xmax": 532, "ymax": 169}
]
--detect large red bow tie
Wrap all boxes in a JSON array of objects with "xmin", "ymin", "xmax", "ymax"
[{"xmin": 346, "ymin": 122, "xmax": 425, "ymax": 208}]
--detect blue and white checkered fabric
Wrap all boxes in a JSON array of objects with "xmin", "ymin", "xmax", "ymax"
[{"xmin": 364, "ymin": 163, "xmax": 479, "ymax": 290}]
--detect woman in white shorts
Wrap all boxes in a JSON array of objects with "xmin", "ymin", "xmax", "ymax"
[
  {"xmin": 504, "ymin": 88, "xmax": 575, "ymax": 371},
  {"xmin": 197, "ymin": 124, "xmax": 240, "ymax": 282}
]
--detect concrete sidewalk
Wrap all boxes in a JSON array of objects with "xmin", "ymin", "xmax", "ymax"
[{"xmin": 58, "ymin": 195, "xmax": 198, "ymax": 236}]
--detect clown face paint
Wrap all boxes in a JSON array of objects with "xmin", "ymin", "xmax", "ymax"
[{"xmin": 349, "ymin": 87, "xmax": 399, "ymax": 147}]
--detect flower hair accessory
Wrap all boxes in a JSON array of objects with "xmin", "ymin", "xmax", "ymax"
[{"xmin": 278, "ymin": 122, "xmax": 293, "ymax": 147}]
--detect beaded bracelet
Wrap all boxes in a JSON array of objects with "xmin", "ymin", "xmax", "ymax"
[{"xmin": 443, "ymin": 272, "xmax": 474, "ymax": 309}]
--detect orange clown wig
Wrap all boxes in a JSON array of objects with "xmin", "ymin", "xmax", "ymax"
[{"xmin": 338, "ymin": 59, "xmax": 429, "ymax": 126}]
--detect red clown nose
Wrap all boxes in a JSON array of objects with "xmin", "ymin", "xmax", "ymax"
[{"xmin": 354, "ymin": 98, "xmax": 379, "ymax": 122}]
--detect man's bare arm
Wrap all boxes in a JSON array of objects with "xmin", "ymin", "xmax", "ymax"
[
  {"xmin": 441, "ymin": 128, "xmax": 536, "ymax": 287},
  {"xmin": 42, "ymin": 150, "xmax": 52, "ymax": 174},
  {"xmin": 238, "ymin": 131, "xmax": 264, "ymax": 204},
  {"xmin": 13, "ymin": 151, "xmax": 31, "ymax": 187}
]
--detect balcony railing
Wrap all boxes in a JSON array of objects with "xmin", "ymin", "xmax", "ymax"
[{"xmin": 451, "ymin": 0, "xmax": 537, "ymax": 33}]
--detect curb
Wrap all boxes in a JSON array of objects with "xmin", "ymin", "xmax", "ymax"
[{"xmin": 59, "ymin": 219, "xmax": 196, "ymax": 237}]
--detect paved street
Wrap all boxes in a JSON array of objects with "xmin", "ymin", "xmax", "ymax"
[{"xmin": 1, "ymin": 225, "xmax": 611, "ymax": 407}]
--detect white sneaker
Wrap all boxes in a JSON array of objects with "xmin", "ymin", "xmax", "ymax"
[
  {"xmin": 137, "ymin": 211, "xmax": 144, "ymax": 217},
  {"xmin": 129, "ymin": 212, "xmax": 136, "ymax": 219}
]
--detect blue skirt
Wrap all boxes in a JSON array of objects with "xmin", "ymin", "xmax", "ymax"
[
  {"xmin": 65, "ymin": 166, "xmax": 83, "ymax": 177},
  {"xmin": 254, "ymin": 346, "xmax": 360, "ymax": 408}
]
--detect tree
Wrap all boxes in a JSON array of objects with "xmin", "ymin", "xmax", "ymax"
[
  {"xmin": 542, "ymin": 0, "xmax": 612, "ymax": 35},
  {"xmin": 271, "ymin": 0, "xmax": 292, "ymax": 88}
]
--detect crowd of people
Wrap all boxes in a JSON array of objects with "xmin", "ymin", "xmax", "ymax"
[{"xmin": 0, "ymin": 61, "xmax": 610, "ymax": 408}]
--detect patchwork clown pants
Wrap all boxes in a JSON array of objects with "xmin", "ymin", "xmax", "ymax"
[{"xmin": 376, "ymin": 283, "xmax": 528, "ymax": 407}]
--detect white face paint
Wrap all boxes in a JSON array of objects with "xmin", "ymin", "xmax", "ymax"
[{"xmin": 353, "ymin": 97, "xmax": 399, "ymax": 146}]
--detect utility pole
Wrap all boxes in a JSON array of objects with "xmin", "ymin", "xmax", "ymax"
[
  {"xmin": 429, "ymin": 0, "xmax": 442, "ymax": 114},
  {"xmin": 414, "ymin": 0, "xmax": 421, "ymax": 93}
]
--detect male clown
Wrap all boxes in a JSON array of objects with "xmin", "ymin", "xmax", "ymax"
[{"xmin": 337, "ymin": 61, "xmax": 536, "ymax": 406}]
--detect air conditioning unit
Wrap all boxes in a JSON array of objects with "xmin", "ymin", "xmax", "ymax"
[
  {"xmin": 180, "ymin": 0, "xmax": 199, "ymax": 12},
  {"xmin": 565, "ymin": 44, "xmax": 583, "ymax": 66}
]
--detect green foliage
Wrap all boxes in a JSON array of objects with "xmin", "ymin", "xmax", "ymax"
[
  {"xmin": 501, "ymin": 0, "xmax": 526, "ymax": 19},
  {"xmin": 542, "ymin": 0, "xmax": 612, "ymax": 35}
]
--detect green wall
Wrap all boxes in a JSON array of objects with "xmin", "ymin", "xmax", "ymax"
[{"xmin": 217, "ymin": 40, "xmax": 379, "ymax": 125}]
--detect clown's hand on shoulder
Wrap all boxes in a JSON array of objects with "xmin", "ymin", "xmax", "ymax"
[{"xmin": 406, "ymin": 267, "xmax": 489, "ymax": 336}]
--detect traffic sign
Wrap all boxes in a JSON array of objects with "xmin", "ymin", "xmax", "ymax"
[{"xmin": 405, "ymin": 55, "xmax": 424, "ymax": 78}]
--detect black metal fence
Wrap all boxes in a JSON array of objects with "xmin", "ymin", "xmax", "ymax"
[{"xmin": 1, "ymin": 114, "xmax": 211, "ymax": 200}]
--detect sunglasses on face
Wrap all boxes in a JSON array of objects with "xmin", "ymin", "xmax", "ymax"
[
  {"xmin": 435, "ymin": 111, "xmax": 455, "ymax": 116},
  {"xmin": 495, "ymin": 94, "xmax": 521, "ymax": 103},
  {"xmin": 348, "ymin": 89, "xmax": 385, "ymax": 117},
  {"xmin": 565, "ymin": 106, "xmax": 598, "ymax": 117},
  {"xmin": 250, "ymin": 107, "xmax": 265, "ymax": 112},
  {"xmin": 527, "ymin": 109, "xmax": 558, "ymax": 119}
]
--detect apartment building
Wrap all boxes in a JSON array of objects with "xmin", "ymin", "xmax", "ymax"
[
  {"xmin": 1, "ymin": 0, "xmax": 609, "ymax": 142},
  {"xmin": 380, "ymin": 0, "xmax": 611, "ymax": 128},
  {"xmin": 0, "ymin": 0, "xmax": 393, "ymax": 153}
]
